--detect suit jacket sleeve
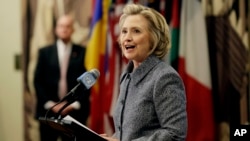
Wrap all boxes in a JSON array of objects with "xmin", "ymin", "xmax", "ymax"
[{"xmin": 34, "ymin": 48, "xmax": 52, "ymax": 109}]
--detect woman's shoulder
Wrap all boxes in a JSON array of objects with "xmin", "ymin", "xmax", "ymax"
[{"xmin": 155, "ymin": 61, "xmax": 179, "ymax": 76}]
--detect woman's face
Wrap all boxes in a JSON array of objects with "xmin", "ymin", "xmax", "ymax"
[{"xmin": 119, "ymin": 14, "xmax": 151, "ymax": 63}]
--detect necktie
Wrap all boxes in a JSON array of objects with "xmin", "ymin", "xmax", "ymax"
[{"xmin": 58, "ymin": 48, "xmax": 70, "ymax": 100}]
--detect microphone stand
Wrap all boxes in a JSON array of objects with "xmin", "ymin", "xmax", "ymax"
[
  {"xmin": 45, "ymin": 83, "xmax": 81, "ymax": 121},
  {"xmin": 56, "ymin": 83, "xmax": 82, "ymax": 120},
  {"xmin": 41, "ymin": 83, "xmax": 83, "ymax": 141},
  {"xmin": 40, "ymin": 80, "xmax": 107, "ymax": 141}
]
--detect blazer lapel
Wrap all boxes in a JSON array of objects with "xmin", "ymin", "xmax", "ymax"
[{"xmin": 51, "ymin": 44, "xmax": 60, "ymax": 71}]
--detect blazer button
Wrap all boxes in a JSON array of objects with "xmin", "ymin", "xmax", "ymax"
[
  {"xmin": 118, "ymin": 126, "xmax": 121, "ymax": 131},
  {"xmin": 121, "ymin": 100, "xmax": 125, "ymax": 105},
  {"xmin": 126, "ymin": 74, "xmax": 130, "ymax": 79}
]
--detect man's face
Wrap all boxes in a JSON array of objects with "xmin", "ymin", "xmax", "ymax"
[{"xmin": 55, "ymin": 16, "xmax": 74, "ymax": 42}]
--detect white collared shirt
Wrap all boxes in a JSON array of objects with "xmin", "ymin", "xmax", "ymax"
[{"xmin": 57, "ymin": 39, "xmax": 72, "ymax": 67}]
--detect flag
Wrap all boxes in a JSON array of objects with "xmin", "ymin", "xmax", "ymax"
[
  {"xmin": 159, "ymin": 0, "xmax": 166, "ymax": 17},
  {"xmin": 85, "ymin": 0, "xmax": 109, "ymax": 134},
  {"xmin": 169, "ymin": 0, "xmax": 180, "ymax": 70},
  {"xmin": 178, "ymin": 0, "xmax": 215, "ymax": 140},
  {"xmin": 102, "ymin": 0, "xmax": 128, "ymax": 135},
  {"xmin": 85, "ymin": 0, "xmax": 122, "ymax": 135},
  {"xmin": 85, "ymin": 0, "xmax": 107, "ymax": 71}
]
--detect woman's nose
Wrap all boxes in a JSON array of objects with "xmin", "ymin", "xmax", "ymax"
[{"xmin": 124, "ymin": 33, "xmax": 132, "ymax": 41}]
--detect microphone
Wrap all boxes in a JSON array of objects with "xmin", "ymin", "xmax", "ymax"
[
  {"xmin": 45, "ymin": 69, "xmax": 100, "ymax": 120},
  {"xmin": 61, "ymin": 68, "xmax": 100, "ymax": 101},
  {"xmin": 76, "ymin": 69, "xmax": 100, "ymax": 90}
]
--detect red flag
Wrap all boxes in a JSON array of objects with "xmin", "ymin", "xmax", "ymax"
[
  {"xmin": 178, "ymin": 0, "xmax": 215, "ymax": 140},
  {"xmin": 102, "ymin": 1, "xmax": 128, "ymax": 135}
]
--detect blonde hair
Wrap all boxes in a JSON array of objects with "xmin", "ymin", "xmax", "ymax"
[{"xmin": 118, "ymin": 4, "xmax": 171, "ymax": 60}]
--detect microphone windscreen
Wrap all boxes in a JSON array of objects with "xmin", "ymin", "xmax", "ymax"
[{"xmin": 90, "ymin": 69, "xmax": 100, "ymax": 79}]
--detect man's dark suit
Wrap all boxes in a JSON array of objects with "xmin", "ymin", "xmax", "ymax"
[{"xmin": 34, "ymin": 43, "xmax": 90, "ymax": 141}]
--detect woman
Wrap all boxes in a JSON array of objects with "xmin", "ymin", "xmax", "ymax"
[{"xmin": 101, "ymin": 3, "xmax": 187, "ymax": 141}]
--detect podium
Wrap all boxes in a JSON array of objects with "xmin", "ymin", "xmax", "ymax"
[
  {"xmin": 38, "ymin": 70, "xmax": 106, "ymax": 140},
  {"xmin": 39, "ymin": 116, "xmax": 107, "ymax": 141}
]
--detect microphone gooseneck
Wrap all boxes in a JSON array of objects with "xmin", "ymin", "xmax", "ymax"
[{"xmin": 44, "ymin": 69, "xmax": 100, "ymax": 120}]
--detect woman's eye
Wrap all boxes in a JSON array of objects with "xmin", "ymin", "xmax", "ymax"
[
  {"xmin": 121, "ymin": 30, "xmax": 127, "ymax": 34},
  {"xmin": 134, "ymin": 29, "xmax": 140, "ymax": 33}
]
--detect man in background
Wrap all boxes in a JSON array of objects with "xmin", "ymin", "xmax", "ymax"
[{"xmin": 34, "ymin": 14, "xmax": 90, "ymax": 141}]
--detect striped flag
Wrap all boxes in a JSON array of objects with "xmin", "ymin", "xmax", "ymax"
[
  {"xmin": 85, "ymin": 0, "xmax": 126, "ymax": 135},
  {"xmin": 85, "ymin": 0, "xmax": 110, "ymax": 134},
  {"xmin": 169, "ymin": 0, "xmax": 180, "ymax": 69},
  {"xmin": 178, "ymin": 0, "xmax": 215, "ymax": 140},
  {"xmin": 85, "ymin": 0, "xmax": 108, "ymax": 71}
]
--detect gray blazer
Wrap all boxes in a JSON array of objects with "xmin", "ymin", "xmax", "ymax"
[{"xmin": 113, "ymin": 55, "xmax": 187, "ymax": 141}]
